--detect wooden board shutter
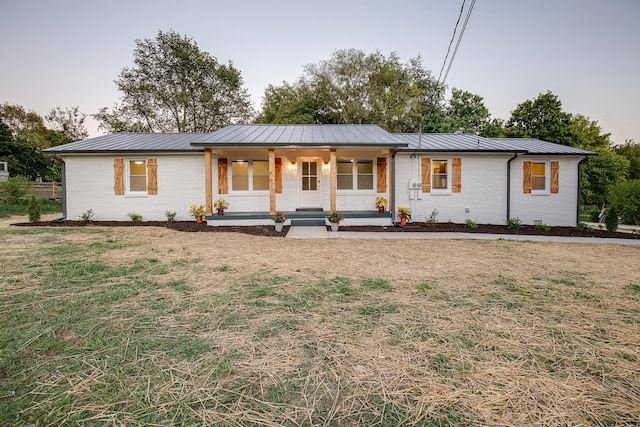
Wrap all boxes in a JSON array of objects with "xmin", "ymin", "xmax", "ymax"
[
  {"xmin": 113, "ymin": 159, "xmax": 124, "ymax": 195},
  {"xmin": 147, "ymin": 158, "xmax": 158, "ymax": 195},
  {"xmin": 376, "ymin": 157, "xmax": 387, "ymax": 192},
  {"xmin": 421, "ymin": 157, "xmax": 431, "ymax": 193},
  {"xmin": 275, "ymin": 158, "xmax": 283, "ymax": 193},
  {"xmin": 452, "ymin": 158, "xmax": 462, "ymax": 193},
  {"xmin": 523, "ymin": 161, "xmax": 532, "ymax": 194},
  {"xmin": 550, "ymin": 161, "xmax": 559, "ymax": 194},
  {"xmin": 217, "ymin": 158, "xmax": 228, "ymax": 194}
]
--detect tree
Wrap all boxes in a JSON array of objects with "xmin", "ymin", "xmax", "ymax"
[
  {"xmin": 258, "ymin": 49, "xmax": 445, "ymax": 133},
  {"xmin": 504, "ymin": 91, "xmax": 578, "ymax": 146},
  {"xmin": 0, "ymin": 103, "xmax": 51, "ymax": 148},
  {"xmin": 95, "ymin": 30, "xmax": 254, "ymax": 133},
  {"xmin": 581, "ymin": 150, "xmax": 629, "ymax": 206},
  {"xmin": 608, "ymin": 180, "xmax": 640, "ymax": 225},
  {"xmin": 46, "ymin": 106, "xmax": 88, "ymax": 142},
  {"xmin": 443, "ymin": 88, "xmax": 503, "ymax": 136},
  {"xmin": 614, "ymin": 139, "xmax": 640, "ymax": 180},
  {"xmin": 569, "ymin": 114, "xmax": 611, "ymax": 151}
]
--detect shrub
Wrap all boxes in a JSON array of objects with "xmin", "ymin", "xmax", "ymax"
[
  {"xmin": 0, "ymin": 176, "xmax": 33, "ymax": 201},
  {"xmin": 608, "ymin": 179, "xmax": 640, "ymax": 225},
  {"xmin": 534, "ymin": 223, "xmax": 551, "ymax": 232},
  {"xmin": 604, "ymin": 206, "xmax": 618, "ymax": 232},
  {"xmin": 27, "ymin": 196, "xmax": 41, "ymax": 222},
  {"xmin": 465, "ymin": 218, "xmax": 478, "ymax": 229},
  {"xmin": 588, "ymin": 207, "xmax": 602, "ymax": 223},
  {"xmin": 576, "ymin": 222, "xmax": 592, "ymax": 232},
  {"xmin": 165, "ymin": 211, "xmax": 177, "ymax": 223},
  {"xmin": 425, "ymin": 208, "xmax": 438, "ymax": 227},
  {"xmin": 79, "ymin": 209, "xmax": 94, "ymax": 223},
  {"xmin": 128, "ymin": 212, "xmax": 142, "ymax": 222},
  {"xmin": 505, "ymin": 217, "xmax": 522, "ymax": 229}
]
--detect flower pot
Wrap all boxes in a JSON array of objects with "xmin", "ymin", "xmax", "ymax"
[
  {"xmin": 217, "ymin": 209, "xmax": 224, "ymax": 216},
  {"xmin": 196, "ymin": 215, "xmax": 203, "ymax": 223},
  {"xmin": 400, "ymin": 218, "xmax": 407, "ymax": 226},
  {"xmin": 275, "ymin": 223, "xmax": 284, "ymax": 232},
  {"xmin": 378, "ymin": 207, "xmax": 385, "ymax": 214},
  {"xmin": 330, "ymin": 223, "xmax": 339, "ymax": 232}
]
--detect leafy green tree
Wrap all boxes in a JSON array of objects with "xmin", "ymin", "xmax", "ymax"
[
  {"xmin": 46, "ymin": 106, "xmax": 88, "ymax": 142},
  {"xmin": 444, "ymin": 88, "xmax": 503, "ymax": 136},
  {"xmin": 581, "ymin": 150, "xmax": 629, "ymax": 206},
  {"xmin": 0, "ymin": 103, "xmax": 51, "ymax": 148},
  {"xmin": 569, "ymin": 114, "xmax": 611, "ymax": 151},
  {"xmin": 614, "ymin": 139, "xmax": 640, "ymax": 180},
  {"xmin": 0, "ymin": 175, "xmax": 33, "ymax": 201},
  {"xmin": 504, "ymin": 91, "xmax": 578, "ymax": 146},
  {"xmin": 608, "ymin": 180, "xmax": 640, "ymax": 225},
  {"xmin": 258, "ymin": 49, "xmax": 445, "ymax": 133},
  {"xmin": 95, "ymin": 30, "xmax": 254, "ymax": 133}
]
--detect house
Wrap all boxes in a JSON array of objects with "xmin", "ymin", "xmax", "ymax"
[{"xmin": 44, "ymin": 124, "xmax": 594, "ymax": 227}]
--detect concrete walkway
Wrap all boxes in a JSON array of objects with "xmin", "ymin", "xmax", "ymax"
[{"xmin": 285, "ymin": 226, "xmax": 640, "ymax": 245}]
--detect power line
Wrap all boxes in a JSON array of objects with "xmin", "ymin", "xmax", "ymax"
[
  {"xmin": 437, "ymin": 0, "xmax": 466, "ymax": 83},
  {"xmin": 437, "ymin": 0, "xmax": 477, "ymax": 85}
]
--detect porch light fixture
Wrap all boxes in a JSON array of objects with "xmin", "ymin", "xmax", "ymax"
[
  {"xmin": 288, "ymin": 163, "xmax": 297, "ymax": 172},
  {"xmin": 322, "ymin": 162, "xmax": 330, "ymax": 172}
]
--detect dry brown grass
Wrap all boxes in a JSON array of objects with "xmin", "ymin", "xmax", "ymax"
[{"xmin": 1, "ymin": 217, "xmax": 639, "ymax": 425}]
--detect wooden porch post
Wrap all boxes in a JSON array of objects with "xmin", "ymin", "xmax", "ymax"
[
  {"xmin": 204, "ymin": 148, "xmax": 213, "ymax": 215},
  {"xmin": 330, "ymin": 149, "xmax": 337, "ymax": 212},
  {"xmin": 269, "ymin": 149, "xmax": 276, "ymax": 215},
  {"xmin": 388, "ymin": 149, "xmax": 394, "ymax": 217}
]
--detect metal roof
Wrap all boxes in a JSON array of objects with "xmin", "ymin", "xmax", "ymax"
[
  {"xmin": 486, "ymin": 138, "xmax": 595, "ymax": 156},
  {"xmin": 191, "ymin": 124, "xmax": 402, "ymax": 146},
  {"xmin": 44, "ymin": 133, "xmax": 208, "ymax": 154},
  {"xmin": 393, "ymin": 133, "xmax": 524, "ymax": 152}
]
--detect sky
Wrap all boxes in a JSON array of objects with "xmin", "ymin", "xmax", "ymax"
[{"xmin": 1, "ymin": 0, "xmax": 639, "ymax": 144}]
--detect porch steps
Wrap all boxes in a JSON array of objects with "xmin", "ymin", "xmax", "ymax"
[
  {"xmin": 292, "ymin": 208, "xmax": 326, "ymax": 226},
  {"xmin": 290, "ymin": 219, "xmax": 326, "ymax": 226}
]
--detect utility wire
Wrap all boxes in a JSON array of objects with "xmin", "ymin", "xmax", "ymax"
[
  {"xmin": 437, "ymin": 0, "xmax": 466, "ymax": 83},
  {"xmin": 442, "ymin": 0, "xmax": 476, "ymax": 85}
]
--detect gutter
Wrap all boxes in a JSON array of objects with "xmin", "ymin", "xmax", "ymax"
[
  {"xmin": 506, "ymin": 152, "xmax": 519, "ymax": 221},
  {"xmin": 576, "ymin": 156, "xmax": 589, "ymax": 225}
]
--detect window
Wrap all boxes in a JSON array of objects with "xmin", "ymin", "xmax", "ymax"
[
  {"xmin": 531, "ymin": 161, "xmax": 546, "ymax": 191},
  {"xmin": 128, "ymin": 160, "xmax": 147, "ymax": 193},
  {"xmin": 337, "ymin": 160, "xmax": 374, "ymax": 191},
  {"xmin": 432, "ymin": 159, "xmax": 448, "ymax": 190},
  {"xmin": 232, "ymin": 160, "xmax": 269, "ymax": 191},
  {"xmin": 337, "ymin": 161, "xmax": 353, "ymax": 190}
]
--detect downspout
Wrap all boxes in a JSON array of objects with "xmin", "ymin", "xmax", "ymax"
[
  {"xmin": 576, "ymin": 156, "xmax": 588, "ymax": 225},
  {"xmin": 52, "ymin": 156, "xmax": 66, "ymax": 222},
  {"xmin": 506, "ymin": 152, "xmax": 519, "ymax": 222}
]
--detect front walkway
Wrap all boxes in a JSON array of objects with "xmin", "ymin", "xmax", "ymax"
[{"xmin": 285, "ymin": 226, "xmax": 640, "ymax": 245}]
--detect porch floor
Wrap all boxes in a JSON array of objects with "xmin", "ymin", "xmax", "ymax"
[{"xmin": 205, "ymin": 210, "xmax": 393, "ymax": 226}]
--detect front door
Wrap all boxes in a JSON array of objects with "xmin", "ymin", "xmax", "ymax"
[{"xmin": 299, "ymin": 160, "xmax": 321, "ymax": 207}]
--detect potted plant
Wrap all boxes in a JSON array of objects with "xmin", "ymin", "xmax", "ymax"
[
  {"xmin": 189, "ymin": 204, "xmax": 205, "ymax": 223},
  {"xmin": 327, "ymin": 211, "xmax": 343, "ymax": 232},
  {"xmin": 397, "ymin": 206, "xmax": 411, "ymax": 226},
  {"xmin": 375, "ymin": 195, "xmax": 388, "ymax": 214},
  {"xmin": 214, "ymin": 198, "xmax": 229, "ymax": 216},
  {"xmin": 270, "ymin": 211, "xmax": 287, "ymax": 232}
]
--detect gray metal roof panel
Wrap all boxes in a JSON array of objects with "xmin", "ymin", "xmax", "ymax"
[
  {"xmin": 44, "ymin": 133, "xmax": 208, "ymax": 153},
  {"xmin": 487, "ymin": 138, "xmax": 596, "ymax": 155},
  {"xmin": 192, "ymin": 124, "xmax": 401, "ymax": 146},
  {"xmin": 393, "ymin": 134, "xmax": 523, "ymax": 152}
]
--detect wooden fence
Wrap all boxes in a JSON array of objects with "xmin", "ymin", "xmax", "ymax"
[{"xmin": 29, "ymin": 182, "xmax": 63, "ymax": 199}]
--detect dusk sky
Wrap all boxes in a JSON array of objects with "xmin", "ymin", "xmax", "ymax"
[{"xmin": 1, "ymin": 0, "xmax": 638, "ymax": 144}]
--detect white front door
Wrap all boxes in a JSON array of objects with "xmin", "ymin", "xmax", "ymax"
[{"xmin": 299, "ymin": 159, "xmax": 321, "ymax": 207}]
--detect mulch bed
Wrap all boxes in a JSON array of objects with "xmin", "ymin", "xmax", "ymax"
[{"xmin": 11, "ymin": 220, "xmax": 639, "ymax": 239}]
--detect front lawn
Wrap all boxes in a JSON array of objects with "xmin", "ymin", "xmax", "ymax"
[{"xmin": 1, "ymin": 225, "xmax": 638, "ymax": 425}]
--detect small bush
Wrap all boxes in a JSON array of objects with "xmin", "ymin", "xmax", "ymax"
[
  {"xmin": 605, "ymin": 206, "xmax": 618, "ymax": 232},
  {"xmin": 0, "ymin": 176, "xmax": 33, "ymax": 201},
  {"xmin": 608, "ymin": 179, "xmax": 640, "ymax": 225},
  {"xmin": 588, "ymin": 207, "xmax": 602, "ymax": 223},
  {"xmin": 79, "ymin": 209, "xmax": 94, "ymax": 223},
  {"xmin": 576, "ymin": 222, "xmax": 592, "ymax": 232},
  {"xmin": 465, "ymin": 218, "xmax": 478, "ymax": 229},
  {"xmin": 534, "ymin": 223, "xmax": 551, "ymax": 232},
  {"xmin": 128, "ymin": 212, "xmax": 142, "ymax": 222},
  {"xmin": 27, "ymin": 196, "xmax": 41, "ymax": 222},
  {"xmin": 165, "ymin": 211, "xmax": 177, "ymax": 223},
  {"xmin": 425, "ymin": 208, "xmax": 438, "ymax": 227},
  {"xmin": 505, "ymin": 217, "xmax": 522, "ymax": 229}
]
